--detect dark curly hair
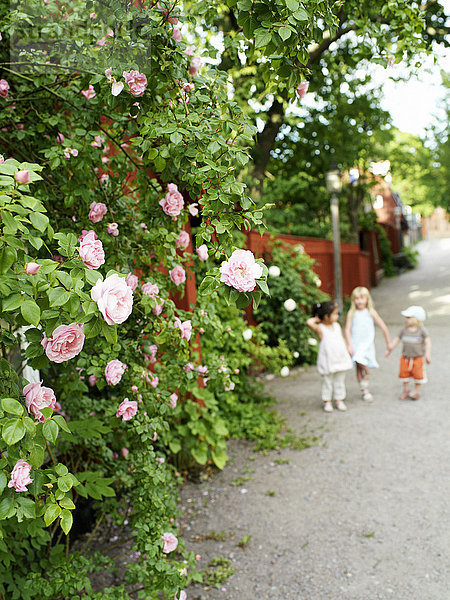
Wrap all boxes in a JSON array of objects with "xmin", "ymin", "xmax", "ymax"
[{"xmin": 311, "ymin": 301, "xmax": 337, "ymax": 321}]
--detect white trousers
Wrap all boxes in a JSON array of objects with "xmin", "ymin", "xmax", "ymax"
[{"xmin": 321, "ymin": 371, "xmax": 347, "ymax": 402}]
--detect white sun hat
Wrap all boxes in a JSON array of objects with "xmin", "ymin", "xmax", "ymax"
[{"xmin": 401, "ymin": 305, "xmax": 426, "ymax": 322}]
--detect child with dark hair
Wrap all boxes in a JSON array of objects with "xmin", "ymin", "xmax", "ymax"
[{"xmin": 306, "ymin": 301, "xmax": 353, "ymax": 412}]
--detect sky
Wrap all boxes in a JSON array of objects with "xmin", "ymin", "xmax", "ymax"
[{"xmin": 375, "ymin": 2, "xmax": 450, "ymax": 137}]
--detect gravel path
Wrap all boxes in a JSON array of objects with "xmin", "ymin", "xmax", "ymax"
[{"xmin": 180, "ymin": 237, "xmax": 450, "ymax": 600}]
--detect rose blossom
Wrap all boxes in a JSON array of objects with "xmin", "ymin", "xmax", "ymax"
[
  {"xmin": 242, "ymin": 328, "xmax": 253, "ymax": 341},
  {"xmin": 219, "ymin": 249, "xmax": 263, "ymax": 292},
  {"xmin": 185, "ymin": 46, "xmax": 194, "ymax": 56},
  {"xmin": 142, "ymin": 282, "xmax": 159, "ymax": 297},
  {"xmin": 161, "ymin": 532, "xmax": 178, "ymax": 553},
  {"xmin": 56, "ymin": 132, "xmax": 65, "ymax": 144},
  {"xmin": 176, "ymin": 230, "xmax": 190, "ymax": 249},
  {"xmin": 296, "ymin": 81, "xmax": 309, "ymax": 99},
  {"xmin": 197, "ymin": 365, "xmax": 208, "ymax": 375},
  {"xmin": 105, "ymin": 359, "xmax": 127, "ymax": 385},
  {"xmin": 153, "ymin": 299, "xmax": 164, "ymax": 316},
  {"xmin": 116, "ymin": 398, "xmax": 138, "ymax": 421},
  {"xmin": 147, "ymin": 344, "xmax": 158, "ymax": 363},
  {"xmin": 89, "ymin": 374, "xmax": 98, "ymax": 386},
  {"xmin": 174, "ymin": 592, "xmax": 187, "ymax": 600},
  {"xmin": 159, "ymin": 183, "xmax": 184, "ymax": 217},
  {"xmin": 121, "ymin": 447, "xmax": 129, "ymax": 458},
  {"xmin": 78, "ymin": 231, "xmax": 105, "ymax": 269},
  {"xmin": 25, "ymin": 262, "xmax": 40, "ymax": 275},
  {"xmin": 182, "ymin": 82, "xmax": 194, "ymax": 93},
  {"xmin": 172, "ymin": 28, "xmax": 181, "ymax": 41},
  {"xmin": 169, "ymin": 393, "xmax": 178, "ymax": 408},
  {"xmin": 0, "ymin": 79, "xmax": 10, "ymax": 98},
  {"xmin": 78, "ymin": 229, "xmax": 97, "ymax": 243},
  {"xmin": 280, "ymin": 366, "xmax": 290, "ymax": 377},
  {"xmin": 224, "ymin": 381, "xmax": 235, "ymax": 391},
  {"xmin": 169, "ymin": 265, "xmax": 186, "ymax": 286},
  {"xmin": 41, "ymin": 323, "xmax": 85, "ymax": 363},
  {"xmin": 91, "ymin": 135, "xmax": 105, "ymax": 148},
  {"xmin": 123, "ymin": 70, "xmax": 148, "ymax": 97},
  {"xmin": 23, "ymin": 381, "xmax": 57, "ymax": 422},
  {"xmin": 81, "ymin": 85, "xmax": 96, "ymax": 99},
  {"xmin": 184, "ymin": 362, "xmax": 194, "ymax": 372},
  {"xmin": 196, "ymin": 244, "xmax": 208, "ymax": 261},
  {"xmin": 91, "ymin": 274, "xmax": 133, "ymax": 325},
  {"xmin": 189, "ymin": 56, "xmax": 202, "ymax": 76},
  {"xmin": 174, "ymin": 318, "xmax": 192, "ymax": 341},
  {"xmin": 126, "ymin": 273, "xmax": 138, "ymax": 291},
  {"xmin": 88, "ymin": 201, "xmax": 107, "ymax": 223},
  {"xmin": 107, "ymin": 222, "xmax": 119, "ymax": 236},
  {"xmin": 15, "ymin": 170, "xmax": 31, "ymax": 185},
  {"xmin": 8, "ymin": 460, "xmax": 33, "ymax": 493},
  {"xmin": 283, "ymin": 298, "xmax": 297, "ymax": 311},
  {"xmin": 188, "ymin": 203, "xmax": 198, "ymax": 216},
  {"xmin": 268, "ymin": 265, "xmax": 281, "ymax": 277}
]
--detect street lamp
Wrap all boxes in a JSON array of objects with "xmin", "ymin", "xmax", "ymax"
[{"xmin": 325, "ymin": 161, "xmax": 343, "ymax": 316}]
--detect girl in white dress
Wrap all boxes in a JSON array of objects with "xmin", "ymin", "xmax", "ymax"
[
  {"xmin": 344, "ymin": 287, "xmax": 390, "ymax": 402},
  {"xmin": 306, "ymin": 301, "xmax": 353, "ymax": 413}
]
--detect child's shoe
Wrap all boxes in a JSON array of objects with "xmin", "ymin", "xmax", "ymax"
[
  {"xmin": 399, "ymin": 390, "xmax": 410, "ymax": 400},
  {"xmin": 335, "ymin": 399, "xmax": 347, "ymax": 411},
  {"xmin": 409, "ymin": 392, "xmax": 420, "ymax": 401},
  {"xmin": 323, "ymin": 401, "xmax": 333, "ymax": 412},
  {"xmin": 360, "ymin": 380, "xmax": 373, "ymax": 402}
]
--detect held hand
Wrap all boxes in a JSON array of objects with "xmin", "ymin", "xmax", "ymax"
[
  {"xmin": 425, "ymin": 354, "xmax": 431, "ymax": 364},
  {"xmin": 385, "ymin": 349, "xmax": 391, "ymax": 358}
]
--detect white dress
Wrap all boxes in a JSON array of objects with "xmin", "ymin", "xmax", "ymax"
[
  {"xmin": 350, "ymin": 308, "xmax": 378, "ymax": 369},
  {"xmin": 317, "ymin": 322, "xmax": 353, "ymax": 376}
]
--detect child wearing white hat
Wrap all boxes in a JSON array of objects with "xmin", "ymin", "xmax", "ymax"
[{"xmin": 386, "ymin": 305, "xmax": 431, "ymax": 400}]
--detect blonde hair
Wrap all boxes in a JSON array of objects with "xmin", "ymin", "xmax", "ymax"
[{"xmin": 349, "ymin": 286, "xmax": 374, "ymax": 315}]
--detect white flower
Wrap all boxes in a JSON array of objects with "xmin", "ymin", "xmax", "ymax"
[
  {"xmin": 268, "ymin": 265, "xmax": 281, "ymax": 277},
  {"xmin": 293, "ymin": 351, "xmax": 299, "ymax": 358},
  {"xmin": 283, "ymin": 298, "xmax": 296, "ymax": 311},
  {"xmin": 294, "ymin": 244, "xmax": 304, "ymax": 254},
  {"xmin": 307, "ymin": 337, "xmax": 318, "ymax": 346},
  {"xmin": 280, "ymin": 366, "xmax": 290, "ymax": 377},
  {"xmin": 242, "ymin": 328, "xmax": 253, "ymax": 341},
  {"xmin": 313, "ymin": 276, "xmax": 321, "ymax": 287},
  {"xmin": 111, "ymin": 80, "xmax": 124, "ymax": 96}
]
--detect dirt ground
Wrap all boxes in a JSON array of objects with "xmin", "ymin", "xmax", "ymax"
[{"xmin": 180, "ymin": 237, "xmax": 450, "ymax": 600}]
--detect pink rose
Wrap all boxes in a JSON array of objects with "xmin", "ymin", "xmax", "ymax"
[
  {"xmin": 176, "ymin": 230, "xmax": 190, "ymax": 249},
  {"xmin": 116, "ymin": 398, "xmax": 138, "ymax": 421},
  {"xmin": 105, "ymin": 359, "xmax": 127, "ymax": 385},
  {"xmin": 189, "ymin": 56, "xmax": 202, "ymax": 77},
  {"xmin": 197, "ymin": 365, "xmax": 208, "ymax": 375},
  {"xmin": 90, "ymin": 11, "xmax": 96, "ymax": 18},
  {"xmin": 25, "ymin": 262, "xmax": 40, "ymax": 275},
  {"xmin": 175, "ymin": 318, "xmax": 192, "ymax": 341},
  {"xmin": 169, "ymin": 393, "xmax": 178, "ymax": 408},
  {"xmin": 161, "ymin": 532, "xmax": 178, "ymax": 553},
  {"xmin": 91, "ymin": 135, "xmax": 105, "ymax": 148},
  {"xmin": 188, "ymin": 203, "xmax": 198, "ymax": 216},
  {"xmin": 91, "ymin": 274, "xmax": 133, "ymax": 325},
  {"xmin": 169, "ymin": 265, "xmax": 186, "ymax": 286},
  {"xmin": 79, "ymin": 231, "xmax": 105, "ymax": 270},
  {"xmin": 41, "ymin": 323, "xmax": 85, "ymax": 363},
  {"xmin": 88, "ymin": 201, "xmax": 107, "ymax": 223},
  {"xmin": 0, "ymin": 79, "xmax": 9, "ymax": 98},
  {"xmin": 64, "ymin": 148, "xmax": 78, "ymax": 159},
  {"xmin": 142, "ymin": 282, "xmax": 159, "ymax": 297},
  {"xmin": 296, "ymin": 81, "xmax": 309, "ymax": 99},
  {"xmin": 15, "ymin": 170, "xmax": 31, "ymax": 185},
  {"xmin": 184, "ymin": 362, "xmax": 194, "ymax": 372},
  {"xmin": 8, "ymin": 459, "xmax": 33, "ymax": 493},
  {"xmin": 147, "ymin": 344, "xmax": 158, "ymax": 363},
  {"xmin": 174, "ymin": 592, "xmax": 187, "ymax": 600},
  {"xmin": 126, "ymin": 273, "xmax": 139, "ymax": 291},
  {"xmin": 172, "ymin": 28, "xmax": 181, "ymax": 41},
  {"xmin": 153, "ymin": 299, "xmax": 164, "ymax": 316},
  {"xmin": 182, "ymin": 82, "xmax": 194, "ymax": 93},
  {"xmin": 105, "ymin": 67, "xmax": 113, "ymax": 80},
  {"xmin": 111, "ymin": 79, "xmax": 125, "ymax": 96},
  {"xmin": 78, "ymin": 229, "xmax": 97, "ymax": 243},
  {"xmin": 107, "ymin": 222, "xmax": 119, "ymax": 236},
  {"xmin": 159, "ymin": 183, "xmax": 184, "ymax": 217},
  {"xmin": 121, "ymin": 447, "xmax": 129, "ymax": 457},
  {"xmin": 123, "ymin": 70, "xmax": 148, "ymax": 97},
  {"xmin": 185, "ymin": 46, "xmax": 194, "ymax": 56},
  {"xmin": 88, "ymin": 374, "xmax": 98, "ymax": 386},
  {"xmin": 196, "ymin": 244, "xmax": 208, "ymax": 261},
  {"xmin": 81, "ymin": 85, "xmax": 96, "ymax": 99},
  {"xmin": 56, "ymin": 132, "xmax": 64, "ymax": 144},
  {"xmin": 23, "ymin": 382, "xmax": 57, "ymax": 422},
  {"xmin": 131, "ymin": 385, "xmax": 138, "ymax": 392},
  {"xmin": 225, "ymin": 381, "xmax": 235, "ymax": 391},
  {"xmin": 220, "ymin": 249, "xmax": 263, "ymax": 292},
  {"xmin": 149, "ymin": 373, "xmax": 158, "ymax": 388}
]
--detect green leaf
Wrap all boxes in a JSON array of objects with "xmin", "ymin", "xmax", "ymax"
[
  {"xmin": 191, "ymin": 446, "xmax": 208, "ymax": 465},
  {"xmin": 170, "ymin": 132, "xmax": 183, "ymax": 145},
  {"xmin": 29, "ymin": 212, "xmax": 49, "ymax": 232},
  {"xmin": 102, "ymin": 322, "xmax": 117, "ymax": 344},
  {"xmin": 57, "ymin": 475, "xmax": 73, "ymax": 493},
  {"xmin": 0, "ymin": 496, "xmax": 15, "ymax": 520},
  {"xmin": 84, "ymin": 269, "xmax": 102, "ymax": 285},
  {"xmin": 42, "ymin": 419, "xmax": 59, "ymax": 444},
  {"xmin": 286, "ymin": 0, "xmax": 299, "ymax": 10},
  {"xmin": 1, "ymin": 397, "xmax": 24, "ymax": 416},
  {"xmin": 60, "ymin": 509, "xmax": 73, "ymax": 534},
  {"xmin": 293, "ymin": 7, "xmax": 309, "ymax": 20},
  {"xmin": 21, "ymin": 300, "xmax": 41, "ymax": 326},
  {"xmin": 59, "ymin": 496, "xmax": 75, "ymax": 510},
  {"xmin": 0, "ymin": 473, "xmax": 7, "ymax": 494},
  {"xmin": 44, "ymin": 502, "xmax": 61, "ymax": 526},
  {"xmin": 278, "ymin": 26, "xmax": 292, "ymax": 41},
  {"xmin": 53, "ymin": 415, "xmax": 71, "ymax": 434},
  {"xmin": 211, "ymin": 449, "xmax": 228, "ymax": 469},
  {"xmin": 2, "ymin": 419, "xmax": 26, "ymax": 445},
  {"xmin": 2, "ymin": 293, "xmax": 24, "ymax": 312},
  {"xmin": 256, "ymin": 278, "xmax": 270, "ymax": 295},
  {"xmin": 48, "ymin": 287, "xmax": 70, "ymax": 307},
  {"xmin": 29, "ymin": 444, "xmax": 45, "ymax": 468},
  {"xmin": 0, "ymin": 247, "xmax": 17, "ymax": 274},
  {"xmin": 254, "ymin": 28, "xmax": 272, "ymax": 49}
]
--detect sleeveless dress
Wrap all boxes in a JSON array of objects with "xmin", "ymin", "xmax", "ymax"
[
  {"xmin": 350, "ymin": 308, "xmax": 378, "ymax": 369},
  {"xmin": 317, "ymin": 322, "xmax": 353, "ymax": 376}
]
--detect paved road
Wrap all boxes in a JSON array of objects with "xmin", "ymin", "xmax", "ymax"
[{"xmin": 182, "ymin": 237, "xmax": 450, "ymax": 600}]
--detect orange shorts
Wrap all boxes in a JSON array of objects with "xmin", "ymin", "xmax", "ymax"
[{"xmin": 399, "ymin": 356, "xmax": 427, "ymax": 383}]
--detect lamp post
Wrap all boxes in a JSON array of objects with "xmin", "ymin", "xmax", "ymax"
[{"xmin": 325, "ymin": 161, "xmax": 343, "ymax": 316}]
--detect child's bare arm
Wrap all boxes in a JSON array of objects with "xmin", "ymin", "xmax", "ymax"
[
  {"xmin": 386, "ymin": 336, "xmax": 400, "ymax": 357},
  {"xmin": 424, "ymin": 336, "xmax": 431, "ymax": 363},
  {"xmin": 344, "ymin": 313, "xmax": 353, "ymax": 354},
  {"xmin": 306, "ymin": 317, "xmax": 322, "ymax": 339},
  {"xmin": 372, "ymin": 309, "xmax": 391, "ymax": 349}
]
